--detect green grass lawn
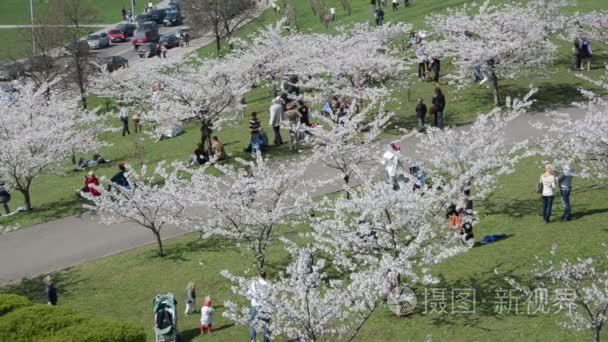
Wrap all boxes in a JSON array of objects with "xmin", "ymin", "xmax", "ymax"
[
  {"xmin": 2, "ymin": 0, "xmax": 607, "ymax": 228},
  {"xmin": 3, "ymin": 158, "xmax": 608, "ymax": 341}
]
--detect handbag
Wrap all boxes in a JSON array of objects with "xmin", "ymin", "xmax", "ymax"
[{"xmin": 536, "ymin": 182, "xmax": 543, "ymax": 194}]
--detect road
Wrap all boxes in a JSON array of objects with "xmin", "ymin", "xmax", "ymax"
[{"xmin": 89, "ymin": 24, "xmax": 187, "ymax": 63}]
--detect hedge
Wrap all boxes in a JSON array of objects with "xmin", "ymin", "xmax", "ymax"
[
  {"xmin": 0, "ymin": 294, "xmax": 31, "ymax": 317},
  {"xmin": 0, "ymin": 297, "xmax": 145, "ymax": 342},
  {"xmin": 46, "ymin": 318, "xmax": 146, "ymax": 342}
]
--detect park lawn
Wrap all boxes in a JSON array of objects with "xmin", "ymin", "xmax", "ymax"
[
  {"xmin": 3, "ymin": 157, "xmax": 608, "ymax": 341},
  {"xmin": 0, "ymin": 88, "xmax": 297, "ymax": 229},
  {"xmin": 3, "ymin": 0, "xmax": 607, "ymax": 227},
  {"xmin": 0, "ymin": 0, "xmax": 161, "ymax": 26},
  {"xmin": 0, "ymin": 29, "xmax": 32, "ymax": 62}
]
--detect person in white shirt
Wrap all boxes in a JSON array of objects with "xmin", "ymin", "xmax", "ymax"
[
  {"xmin": 248, "ymin": 275, "xmax": 271, "ymax": 342},
  {"xmin": 269, "ymin": 97, "xmax": 284, "ymax": 145},
  {"xmin": 539, "ymin": 163, "xmax": 558, "ymax": 223},
  {"xmin": 416, "ymin": 46, "xmax": 428, "ymax": 80},
  {"xmin": 199, "ymin": 296, "xmax": 213, "ymax": 333},
  {"xmin": 382, "ymin": 143, "xmax": 404, "ymax": 190}
]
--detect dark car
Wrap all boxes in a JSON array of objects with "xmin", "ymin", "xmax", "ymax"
[
  {"xmin": 116, "ymin": 22, "xmax": 136, "ymax": 37},
  {"xmin": 63, "ymin": 40, "xmax": 90, "ymax": 57},
  {"xmin": 149, "ymin": 9, "xmax": 167, "ymax": 24},
  {"xmin": 138, "ymin": 43, "xmax": 158, "ymax": 58},
  {"xmin": 159, "ymin": 34, "xmax": 180, "ymax": 48},
  {"xmin": 135, "ymin": 14, "xmax": 152, "ymax": 28},
  {"xmin": 132, "ymin": 30, "xmax": 160, "ymax": 49},
  {"xmin": 99, "ymin": 56, "xmax": 129, "ymax": 72},
  {"xmin": 141, "ymin": 21, "xmax": 159, "ymax": 33},
  {"xmin": 163, "ymin": 11, "xmax": 183, "ymax": 26}
]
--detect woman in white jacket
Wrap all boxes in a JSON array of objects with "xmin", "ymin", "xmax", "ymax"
[
  {"xmin": 382, "ymin": 143, "xmax": 404, "ymax": 190},
  {"xmin": 539, "ymin": 163, "xmax": 558, "ymax": 223}
]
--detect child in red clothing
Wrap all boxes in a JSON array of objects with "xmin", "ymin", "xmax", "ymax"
[
  {"xmin": 200, "ymin": 297, "xmax": 213, "ymax": 334},
  {"xmin": 83, "ymin": 171, "xmax": 101, "ymax": 196}
]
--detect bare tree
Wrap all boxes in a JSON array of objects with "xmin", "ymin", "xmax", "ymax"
[
  {"xmin": 47, "ymin": 0, "xmax": 99, "ymax": 109},
  {"xmin": 183, "ymin": 0, "xmax": 258, "ymax": 56}
]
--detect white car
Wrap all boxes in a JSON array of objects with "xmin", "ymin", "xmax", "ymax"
[{"xmin": 87, "ymin": 33, "xmax": 110, "ymax": 49}]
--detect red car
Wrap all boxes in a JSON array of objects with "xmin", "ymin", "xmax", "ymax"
[{"xmin": 108, "ymin": 29, "xmax": 126, "ymax": 43}]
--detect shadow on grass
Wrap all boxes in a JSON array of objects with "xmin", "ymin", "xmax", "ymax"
[
  {"xmin": 145, "ymin": 236, "xmax": 240, "ymax": 262},
  {"xmin": 180, "ymin": 323, "xmax": 235, "ymax": 341},
  {"xmin": 1, "ymin": 269, "xmax": 84, "ymax": 304},
  {"xmin": 404, "ymin": 266, "xmax": 536, "ymax": 328},
  {"xmin": 1, "ymin": 196, "xmax": 85, "ymax": 228},
  {"xmin": 479, "ymin": 196, "xmax": 541, "ymax": 218}
]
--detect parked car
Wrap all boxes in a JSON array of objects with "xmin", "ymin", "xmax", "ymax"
[
  {"xmin": 87, "ymin": 33, "xmax": 110, "ymax": 49},
  {"xmin": 108, "ymin": 29, "xmax": 127, "ymax": 43},
  {"xmin": 116, "ymin": 23, "xmax": 136, "ymax": 37},
  {"xmin": 132, "ymin": 30, "xmax": 160, "ymax": 49},
  {"xmin": 141, "ymin": 21, "xmax": 159, "ymax": 33},
  {"xmin": 63, "ymin": 40, "xmax": 90, "ymax": 57},
  {"xmin": 174, "ymin": 27, "xmax": 191, "ymax": 40},
  {"xmin": 138, "ymin": 43, "xmax": 159, "ymax": 58},
  {"xmin": 98, "ymin": 56, "xmax": 129, "ymax": 72},
  {"xmin": 163, "ymin": 10, "xmax": 183, "ymax": 26},
  {"xmin": 149, "ymin": 9, "xmax": 167, "ymax": 24},
  {"xmin": 159, "ymin": 34, "xmax": 180, "ymax": 49},
  {"xmin": 0, "ymin": 62, "xmax": 24, "ymax": 81},
  {"xmin": 135, "ymin": 14, "xmax": 152, "ymax": 28}
]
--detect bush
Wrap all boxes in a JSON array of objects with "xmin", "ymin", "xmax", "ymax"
[
  {"xmin": 0, "ymin": 294, "xmax": 31, "ymax": 317},
  {"xmin": 0, "ymin": 302, "xmax": 146, "ymax": 342},
  {"xmin": 0, "ymin": 305, "xmax": 85, "ymax": 341},
  {"xmin": 46, "ymin": 318, "xmax": 146, "ymax": 342}
]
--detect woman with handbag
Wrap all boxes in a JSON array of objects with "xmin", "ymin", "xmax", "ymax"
[{"xmin": 538, "ymin": 163, "xmax": 557, "ymax": 223}]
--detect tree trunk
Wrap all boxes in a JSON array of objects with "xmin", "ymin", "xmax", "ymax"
[
  {"xmin": 215, "ymin": 33, "xmax": 221, "ymax": 57},
  {"xmin": 490, "ymin": 72, "xmax": 500, "ymax": 106},
  {"xmin": 593, "ymin": 327, "xmax": 601, "ymax": 342},
  {"xmin": 344, "ymin": 173, "xmax": 351, "ymax": 199},
  {"xmin": 20, "ymin": 189, "xmax": 32, "ymax": 211},
  {"xmin": 256, "ymin": 254, "xmax": 266, "ymax": 277},
  {"xmin": 153, "ymin": 230, "xmax": 165, "ymax": 257}
]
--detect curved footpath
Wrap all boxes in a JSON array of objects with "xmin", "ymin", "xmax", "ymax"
[{"xmin": 0, "ymin": 97, "xmax": 588, "ymax": 286}]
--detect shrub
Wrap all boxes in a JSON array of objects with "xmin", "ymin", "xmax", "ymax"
[
  {"xmin": 46, "ymin": 318, "xmax": 146, "ymax": 342},
  {"xmin": 0, "ymin": 305, "xmax": 85, "ymax": 341},
  {"xmin": 0, "ymin": 294, "xmax": 31, "ymax": 317}
]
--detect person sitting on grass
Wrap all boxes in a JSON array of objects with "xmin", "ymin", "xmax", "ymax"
[
  {"xmin": 109, "ymin": 163, "xmax": 130, "ymax": 190},
  {"xmin": 81, "ymin": 171, "xmax": 101, "ymax": 197}
]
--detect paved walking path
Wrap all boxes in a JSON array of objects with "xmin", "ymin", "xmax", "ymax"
[{"xmin": 0, "ymin": 104, "xmax": 587, "ymax": 285}]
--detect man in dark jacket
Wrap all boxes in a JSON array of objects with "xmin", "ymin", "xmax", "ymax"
[
  {"xmin": 415, "ymin": 97, "xmax": 427, "ymax": 132},
  {"xmin": 44, "ymin": 275, "xmax": 58, "ymax": 306},
  {"xmin": 109, "ymin": 164, "xmax": 130, "ymax": 189},
  {"xmin": 430, "ymin": 57, "xmax": 441, "ymax": 83},
  {"xmin": 432, "ymin": 87, "xmax": 446, "ymax": 129}
]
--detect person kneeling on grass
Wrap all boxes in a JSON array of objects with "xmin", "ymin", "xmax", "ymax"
[
  {"xmin": 447, "ymin": 205, "xmax": 474, "ymax": 247},
  {"xmin": 200, "ymin": 296, "xmax": 213, "ymax": 334}
]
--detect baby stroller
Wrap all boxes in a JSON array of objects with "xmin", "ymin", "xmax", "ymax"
[{"xmin": 154, "ymin": 293, "xmax": 178, "ymax": 342}]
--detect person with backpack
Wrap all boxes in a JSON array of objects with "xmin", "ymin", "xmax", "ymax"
[
  {"xmin": 579, "ymin": 37, "xmax": 592, "ymax": 71},
  {"xmin": 415, "ymin": 97, "xmax": 427, "ymax": 132},
  {"xmin": 431, "ymin": 87, "xmax": 446, "ymax": 129},
  {"xmin": 538, "ymin": 163, "xmax": 557, "ymax": 223}
]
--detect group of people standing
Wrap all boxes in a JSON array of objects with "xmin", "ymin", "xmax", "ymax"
[
  {"xmin": 415, "ymin": 87, "xmax": 446, "ymax": 131},
  {"xmin": 538, "ymin": 163, "xmax": 575, "ymax": 223}
]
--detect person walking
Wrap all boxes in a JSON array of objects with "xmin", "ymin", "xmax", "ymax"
[
  {"xmin": 415, "ymin": 97, "xmax": 427, "ymax": 132},
  {"xmin": 392, "ymin": 0, "xmax": 399, "ymax": 11},
  {"xmin": 132, "ymin": 112, "xmax": 141, "ymax": 133},
  {"xmin": 161, "ymin": 44, "xmax": 168, "ymax": 58},
  {"xmin": 538, "ymin": 163, "xmax": 558, "ymax": 223},
  {"xmin": 119, "ymin": 107, "xmax": 130, "ymax": 136},
  {"xmin": 381, "ymin": 143, "xmax": 404, "ymax": 190},
  {"xmin": 184, "ymin": 32, "xmax": 191, "ymax": 47},
  {"xmin": 557, "ymin": 164, "xmax": 575, "ymax": 221},
  {"xmin": 0, "ymin": 182, "xmax": 11, "ymax": 215},
  {"xmin": 200, "ymin": 297, "xmax": 213, "ymax": 334},
  {"xmin": 432, "ymin": 87, "xmax": 446, "ymax": 129},
  {"xmin": 572, "ymin": 37, "xmax": 582, "ymax": 71},
  {"xmin": 44, "ymin": 275, "xmax": 58, "ymax": 306},
  {"xmin": 579, "ymin": 37, "xmax": 592, "ymax": 71},
  {"xmin": 374, "ymin": 7, "xmax": 384, "ymax": 26},
  {"xmin": 248, "ymin": 274, "xmax": 271, "ymax": 342},
  {"xmin": 430, "ymin": 57, "xmax": 441, "ymax": 83},
  {"xmin": 185, "ymin": 281, "xmax": 197, "ymax": 315},
  {"xmin": 269, "ymin": 97, "xmax": 283, "ymax": 145},
  {"xmin": 121, "ymin": 8, "xmax": 127, "ymax": 21}
]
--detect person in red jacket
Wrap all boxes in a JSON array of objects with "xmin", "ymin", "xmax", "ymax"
[{"xmin": 82, "ymin": 171, "xmax": 101, "ymax": 196}]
